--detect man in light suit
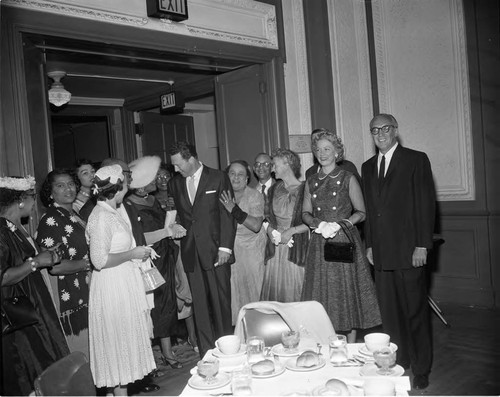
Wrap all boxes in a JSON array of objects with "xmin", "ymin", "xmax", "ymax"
[
  {"xmin": 168, "ymin": 142, "xmax": 236, "ymax": 357},
  {"xmin": 362, "ymin": 114, "xmax": 436, "ymax": 390}
]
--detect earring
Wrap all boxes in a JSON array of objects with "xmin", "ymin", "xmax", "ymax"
[
  {"xmin": 19, "ymin": 202, "xmax": 25, "ymax": 208},
  {"xmin": 50, "ymin": 195, "xmax": 53, "ymax": 200}
]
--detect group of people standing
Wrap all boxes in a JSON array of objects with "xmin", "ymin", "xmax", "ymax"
[{"xmin": 0, "ymin": 112, "xmax": 436, "ymax": 395}]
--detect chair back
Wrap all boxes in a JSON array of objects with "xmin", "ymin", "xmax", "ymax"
[
  {"xmin": 242, "ymin": 308, "xmax": 290, "ymax": 347},
  {"xmin": 34, "ymin": 351, "xmax": 96, "ymax": 396}
]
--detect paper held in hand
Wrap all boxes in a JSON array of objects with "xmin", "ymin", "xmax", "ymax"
[{"xmin": 164, "ymin": 210, "xmax": 177, "ymax": 237}]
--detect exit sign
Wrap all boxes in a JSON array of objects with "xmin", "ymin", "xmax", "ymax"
[
  {"xmin": 146, "ymin": 0, "xmax": 188, "ymax": 21},
  {"xmin": 160, "ymin": 92, "xmax": 185, "ymax": 114}
]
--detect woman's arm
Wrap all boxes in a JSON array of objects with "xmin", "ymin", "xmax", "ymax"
[
  {"xmin": 144, "ymin": 229, "xmax": 170, "ymax": 245},
  {"xmin": 346, "ymin": 175, "xmax": 366, "ymax": 226},
  {"xmin": 219, "ymin": 190, "xmax": 263, "ymax": 233},
  {"xmin": 1, "ymin": 250, "xmax": 55, "ymax": 286},
  {"xmin": 48, "ymin": 259, "xmax": 90, "ymax": 275}
]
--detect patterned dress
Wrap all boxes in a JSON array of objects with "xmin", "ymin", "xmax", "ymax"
[
  {"xmin": 86, "ymin": 202, "xmax": 155, "ymax": 388},
  {"xmin": 231, "ymin": 187, "xmax": 267, "ymax": 324},
  {"xmin": 1, "ymin": 217, "xmax": 69, "ymax": 396},
  {"xmin": 261, "ymin": 182, "xmax": 306, "ymax": 302},
  {"xmin": 301, "ymin": 169, "xmax": 381, "ymax": 332},
  {"xmin": 36, "ymin": 204, "xmax": 90, "ymax": 355}
]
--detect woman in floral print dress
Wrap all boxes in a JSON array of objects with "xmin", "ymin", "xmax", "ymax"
[{"xmin": 36, "ymin": 169, "xmax": 91, "ymax": 356}]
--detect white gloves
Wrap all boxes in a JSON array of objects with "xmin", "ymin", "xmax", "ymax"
[
  {"xmin": 271, "ymin": 229, "xmax": 294, "ymax": 247},
  {"xmin": 314, "ymin": 221, "xmax": 341, "ymax": 239}
]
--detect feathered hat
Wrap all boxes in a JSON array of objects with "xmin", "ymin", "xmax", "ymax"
[{"xmin": 129, "ymin": 155, "xmax": 161, "ymax": 189}]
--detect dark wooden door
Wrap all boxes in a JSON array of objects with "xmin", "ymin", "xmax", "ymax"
[{"xmin": 140, "ymin": 112, "xmax": 195, "ymax": 163}]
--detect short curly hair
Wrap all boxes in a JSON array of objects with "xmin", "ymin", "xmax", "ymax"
[
  {"xmin": 225, "ymin": 160, "xmax": 252, "ymax": 184},
  {"xmin": 311, "ymin": 130, "xmax": 345, "ymax": 163},
  {"xmin": 40, "ymin": 169, "xmax": 77, "ymax": 208},
  {"xmin": 169, "ymin": 141, "xmax": 197, "ymax": 160},
  {"xmin": 271, "ymin": 148, "xmax": 301, "ymax": 178}
]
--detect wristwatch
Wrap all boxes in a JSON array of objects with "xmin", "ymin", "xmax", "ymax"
[{"xmin": 28, "ymin": 257, "xmax": 38, "ymax": 272}]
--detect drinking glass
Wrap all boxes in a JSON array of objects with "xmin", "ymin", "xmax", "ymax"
[
  {"xmin": 281, "ymin": 330, "xmax": 300, "ymax": 352},
  {"xmin": 373, "ymin": 347, "xmax": 397, "ymax": 375},
  {"xmin": 328, "ymin": 334, "xmax": 348, "ymax": 363},
  {"xmin": 246, "ymin": 336, "xmax": 265, "ymax": 364},
  {"xmin": 231, "ymin": 367, "xmax": 253, "ymax": 396},
  {"xmin": 197, "ymin": 358, "xmax": 219, "ymax": 384}
]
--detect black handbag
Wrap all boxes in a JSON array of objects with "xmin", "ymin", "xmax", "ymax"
[
  {"xmin": 324, "ymin": 221, "xmax": 355, "ymax": 263},
  {"xmin": 1, "ymin": 269, "xmax": 40, "ymax": 335}
]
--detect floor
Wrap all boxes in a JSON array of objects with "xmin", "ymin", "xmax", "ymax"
[{"xmin": 134, "ymin": 303, "xmax": 500, "ymax": 396}]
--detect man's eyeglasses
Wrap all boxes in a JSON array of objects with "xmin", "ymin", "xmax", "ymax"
[
  {"xmin": 254, "ymin": 162, "xmax": 271, "ymax": 169},
  {"xmin": 156, "ymin": 174, "xmax": 171, "ymax": 180},
  {"xmin": 370, "ymin": 125, "xmax": 395, "ymax": 135}
]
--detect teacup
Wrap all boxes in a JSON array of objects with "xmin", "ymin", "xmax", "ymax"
[
  {"xmin": 363, "ymin": 378, "xmax": 396, "ymax": 396},
  {"xmin": 364, "ymin": 332, "xmax": 390, "ymax": 353},
  {"xmin": 216, "ymin": 335, "xmax": 241, "ymax": 355}
]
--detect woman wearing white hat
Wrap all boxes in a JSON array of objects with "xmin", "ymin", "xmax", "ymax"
[{"xmin": 128, "ymin": 156, "xmax": 187, "ymax": 371}]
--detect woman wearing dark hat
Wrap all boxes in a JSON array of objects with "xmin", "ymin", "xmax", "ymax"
[
  {"xmin": 128, "ymin": 156, "xmax": 187, "ymax": 370},
  {"xmin": 1, "ymin": 175, "xmax": 69, "ymax": 396}
]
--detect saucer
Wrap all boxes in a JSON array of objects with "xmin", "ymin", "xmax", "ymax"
[
  {"xmin": 271, "ymin": 343, "xmax": 301, "ymax": 357},
  {"xmin": 252, "ymin": 360, "xmax": 286, "ymax": 378},
  {"xmin": 187, "ymin": 372, "xmax": 231, "ymax": 390},
  {"xmin": 311, "ymin": 385, "xmax": 361, "ymax": 396},
  {"xmin": 212, "ymin": 344, "xmax": 247, "ymax": 358},
  {"xmin": 359, "ymin": 363, "xmax": 404, "ymax": 377},
  {"xmin": 359, "ymin": 343, "xmax": 398, "ymax": 357},
  {"xmin": 285, "ymin": 356, "xmax": 326, "ymax": 372}
]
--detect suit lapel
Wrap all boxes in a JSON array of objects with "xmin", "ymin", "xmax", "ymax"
[
  {"xmin": 193, "ymin": 166, "xmax": 210, "ymax": 205},
  {"xmin": 379, "ymin": 145, "xmax": 403, "ymax": 202}
]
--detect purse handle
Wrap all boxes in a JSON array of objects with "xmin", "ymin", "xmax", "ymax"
[{"xmin": 337, "ymin": 221, "xmax": 355, "ymax": 245}]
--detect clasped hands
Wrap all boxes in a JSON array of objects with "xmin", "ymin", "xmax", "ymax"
[
  {"xmin": 314, "ymin": 221, "xmax": 341, "ymax": 239},
  {"xmin": 169, "ymin": 223, "xmax": 187, "ymax": 239},
  {"xmin": 269, "ymin": 229, "xmax": 294, "ymax": 248}
]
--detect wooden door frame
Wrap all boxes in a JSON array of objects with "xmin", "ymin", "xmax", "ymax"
[{"xmin": 1, "ymin": 5, "xmax": 286, "ymax": 176}]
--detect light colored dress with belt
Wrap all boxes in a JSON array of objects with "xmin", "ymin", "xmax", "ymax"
[
  {"xmin": 231, "ymin": 187, "xmax": 266, "ymax": 324},
  {"xmin": 86, "ymin": 201, "xmax": 155, "ymax": 388}
]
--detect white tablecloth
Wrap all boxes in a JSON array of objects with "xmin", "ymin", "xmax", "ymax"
[{"xmin": 180, "ymin": 343, "xmax": 410, "ymax": 396}]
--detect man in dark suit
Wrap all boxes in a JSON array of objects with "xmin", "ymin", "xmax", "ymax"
[
  {"xmin": 361, "ymin": 114, "xmax": 436, "ymax": 390},
  {"xmin": 305, "ymin": 128, "xmax": 361, "ymax": 182},
  {"xmin": 251, "ymin": 152, "xmax": 275, "ymax": 195},
  {"xmin": 168, "ymin": 142, "xmax": 236, "ymax": 357}
]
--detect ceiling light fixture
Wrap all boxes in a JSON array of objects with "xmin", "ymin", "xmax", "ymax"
[{"xmin": 47, "ymin": 71, "xmax": 72, "ymax": 107}]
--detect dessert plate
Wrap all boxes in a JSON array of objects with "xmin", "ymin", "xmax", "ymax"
[
  {"xmin": 252, "ymin": 360, "xmax": 286, "ymax": 379},
  {"xmin": 212, "ymin": 344, "xmax": 247, "ymax": 358},
  {"xmin": 311, "ymin": 385, "xmax": 361, "ymax": 396},
  {"xmin": 271, "ymin": 343, "xmax": 301, "ymax": 357},
  {"xmin": 358, "ymin": 343, "xmax": 398, "ymax": 357},
  {"xmin": 285, "ymin": 356, "xmax": 326, "ymax": 372},
  {"xmin": 359, "ymin": 363, "xmax": 404, "ymax": 377},
  {"xmin": 188, "ymin": 372, "xmax": 231, "ymax": 390}
]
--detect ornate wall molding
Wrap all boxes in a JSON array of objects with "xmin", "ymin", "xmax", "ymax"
[
  {"xmin": 281, "ymin": 0, "xmax": 313, "ymax": 174},
  {"xmin": 2, "ymin": 0, "xmax": 149, "ymax": 26},
  {"xmin": 327, "ymin": 0, "xmax": 373, "ymax": 169},
  {"xmin": 371, "ymin": 0, "xmax": 474, "ymax": 201},
  {"xmin": 3, "ymin": 0, "xmax": 278, "ymax": 49}
]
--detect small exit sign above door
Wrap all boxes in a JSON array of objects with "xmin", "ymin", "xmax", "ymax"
[{"xmin": 146, "ymin": 0, "xmax": 188, "ymax": 22}]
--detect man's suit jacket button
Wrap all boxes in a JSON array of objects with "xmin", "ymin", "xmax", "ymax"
[
  {"xmin": 377, "ymin": 213, "xmax": 381, "ymax": 217},
  {"xmin": 192, "ymin": 219, "xmax": 196, "ymax": 223}
]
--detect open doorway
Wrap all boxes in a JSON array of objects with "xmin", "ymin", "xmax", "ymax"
[{"xmin": 51, "ymin": 115, "xmax": 111, "ymax": 168}]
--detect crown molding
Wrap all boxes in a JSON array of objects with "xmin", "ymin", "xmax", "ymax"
[{"xmin": 3, "ymin": 0, "xmax": 278, "ymax": 49}]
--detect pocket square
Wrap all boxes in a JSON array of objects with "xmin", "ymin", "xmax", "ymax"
[{"xmin": 205, "ymin": 190, "xmax": 216, "ymax": 194}]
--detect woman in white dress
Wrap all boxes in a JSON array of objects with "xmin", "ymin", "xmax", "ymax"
[{"xmin": 86, "ymin": 164, "xmax": 156, "ymax": 396}]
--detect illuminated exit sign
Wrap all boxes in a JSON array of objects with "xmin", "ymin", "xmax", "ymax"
[
  {"xmin": 160, "ymin": 92, "xmax": 185, "ymax": 114},
  {"xmin": 146, "ymin": 0, "xmax": 188, "ymax": 22}
]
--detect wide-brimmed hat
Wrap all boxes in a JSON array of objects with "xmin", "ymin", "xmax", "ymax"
[{"xmin": 129, "ymin": 155, "xmax": 161, "ymax": 189}]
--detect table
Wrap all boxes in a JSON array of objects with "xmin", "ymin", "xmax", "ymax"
[{"xmin": 180, "ymin": 343, "xmax": 410, "ymax": 395}]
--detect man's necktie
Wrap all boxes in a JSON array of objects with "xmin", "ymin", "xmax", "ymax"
[
  {"xmin": 378, "ymin": 155, "xmax": 386, "ymax": 192},
  {"xmin": 261, "ymin": 184, "xmax": 266, "ymax": 195},
  {"xmin": 188, "ymin": 176, "xmax": 196, "ymax": 204}
]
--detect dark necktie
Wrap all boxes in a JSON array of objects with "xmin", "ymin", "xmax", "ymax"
[
  {"xmin": 378, "ymin": 155, "xmax": 386, "ymax": 192},
  {"xmin": 261, "ymin": 184, "xmax": 266, "ymax": 195}
]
